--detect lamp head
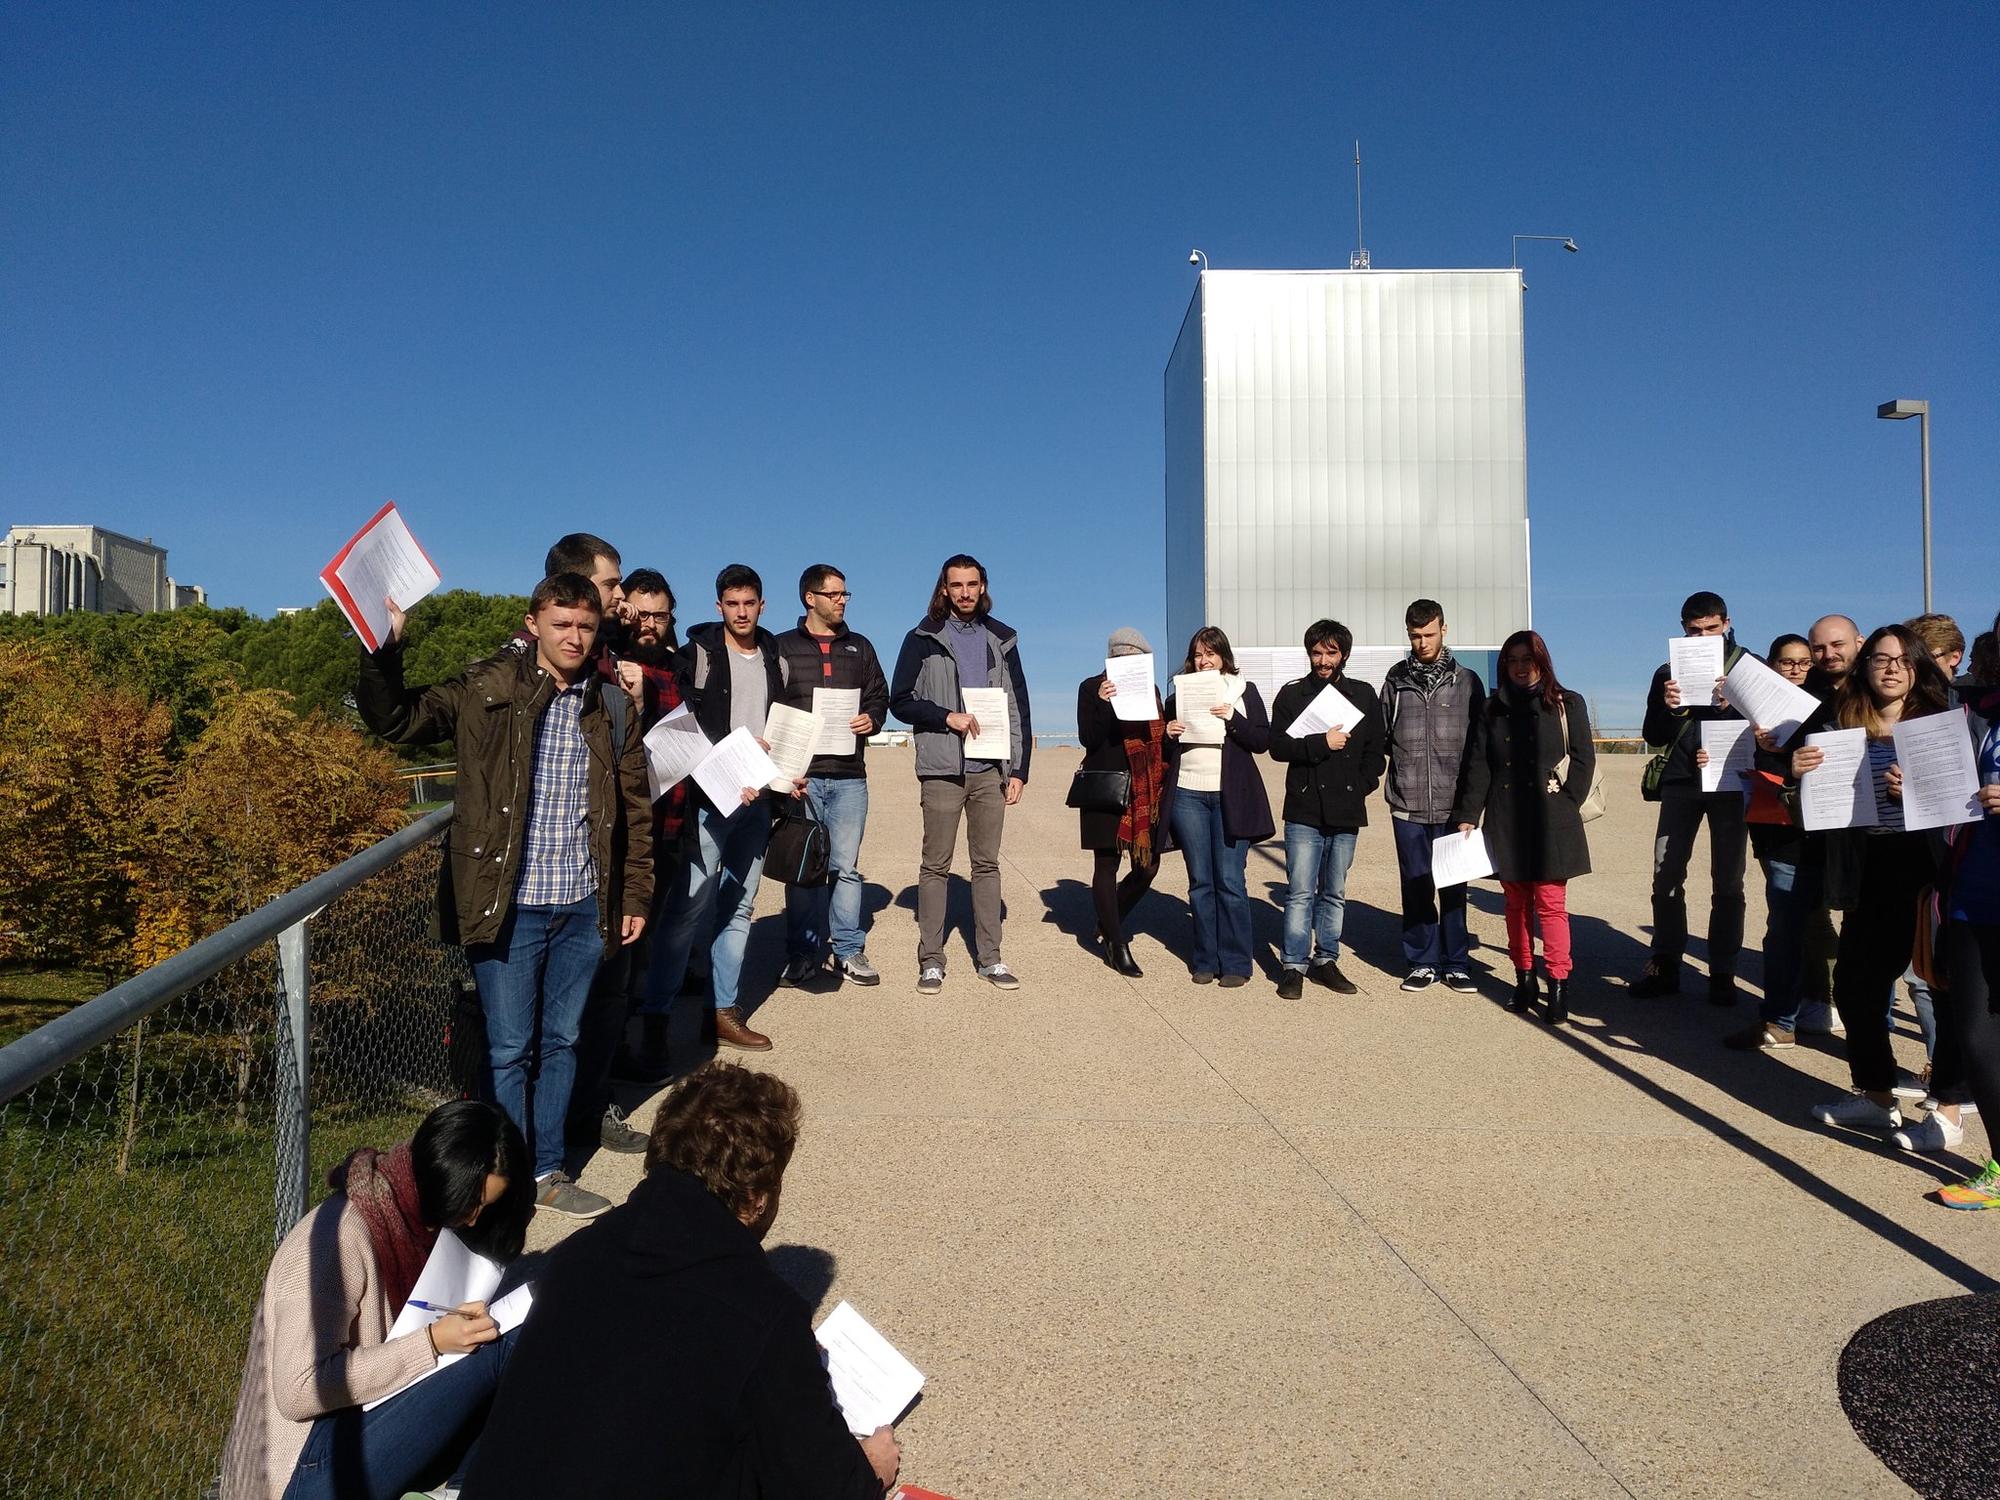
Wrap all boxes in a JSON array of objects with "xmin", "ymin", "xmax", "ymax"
[
  {"xmin": 1877, "ymin": 398, "xmax": 1928, "ymax": 420},
  {"xmin": 1562, "ymin": 238, "xmax": 1579, "ymax": 253}
]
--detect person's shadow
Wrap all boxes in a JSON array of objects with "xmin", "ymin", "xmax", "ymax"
[{"xmin": 766, "ymin": 1243, "xmax": 838, "ymax": 1316}]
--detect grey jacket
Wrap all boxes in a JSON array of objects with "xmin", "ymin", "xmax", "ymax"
[
  {"xmin": 888, "ymin": 614, "xmax": 1032, "ymax": 781},
  {"xmin": 1380, "ymin": 657, "xmax": 1486, "ymax": 823}
]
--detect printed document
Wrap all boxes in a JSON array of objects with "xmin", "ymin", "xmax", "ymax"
[
  {"xmin": 1699, "ymin": 721, "xmax": 1756, "ymax": 794},
  {"xmin": 1668, "ymin": 636, "xmax": 1726, "ymax": 704},
  {"xmin": 1103, "ymin": 653, "xmax": 1158, "ymax": 721},
  {"xmin": 811, "ymin": 687, "xmax": 862, "ymax": 756},
  {"xmin": 366, "ymin": 1230, "xmax": 532, "ymax": 1409},
  {"xmin": 693, "ymin": 726, "xmax": 785, "ymax": 809},
  {"xmin": 763, "ymin": 702, "xmax": 818, "ymax": 781},
  {"xmin": 320, "ymin": 502, "xmax": 442, "ymax": 652},
  {"xmin": 1172, "ymin": 671, "xmax": 1231, "ymax": 745},
  {"xmin": 1430, "ymin": 829, "xmax": 1495, "ymax": 888},
  {"xmin": 815, "ymin": 1300, "xmax": 925, "ymax": 1437},
  {"xmin": 641, "ymin": 705, "xmax": 710, "ymax": 801},
  {"xmin": 1894, "ymin": 709, "xmax": 1982, "ymax": 832},
  {"xmin": 1722, "ymin": 653, "xmax": 1819, "ymax": 741},
  {"xmin": 1288, "ymin": 681, "xmax": 1366, "ymax": 738},
  {"xmin": 960, "ymin": 687, "xmax": 1011, "ymax": 760},
  {"xmin": 1799, "ymin": 728, "xmax": 1878, "ymax": 831}
]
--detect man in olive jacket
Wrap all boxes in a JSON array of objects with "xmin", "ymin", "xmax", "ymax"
[
  {"xmin": 355, "ymin": 572, "xmax": 653, "ymax": 1220},
  {"xmin": 1270, "ymin": 619, "xmax": 1386, "ymax": 999}
]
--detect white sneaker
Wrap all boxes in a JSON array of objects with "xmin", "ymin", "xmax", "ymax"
[
  {"xmin": 1809, "ymin": 1094, "xmax": 1901, "ymax": 1131},
  {"xmin": 1893, "ymin": 1111, "xmax": 1966, "ymax": 1154},
  {"xmin": 1796, "ymin": 1001, "xmax": 1845, "ymax": 1035}
]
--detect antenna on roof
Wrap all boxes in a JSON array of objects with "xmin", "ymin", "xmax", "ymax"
[{"xmin": 1349, "ymin": 140, "xmax": 1370, "ymax": 270}]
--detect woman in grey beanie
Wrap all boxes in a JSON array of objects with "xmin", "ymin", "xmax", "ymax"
[{"xmin": 1075, "ymin": 629, "xmax": 1173, "ymax": 976}]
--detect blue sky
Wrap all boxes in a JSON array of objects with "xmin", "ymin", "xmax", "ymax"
[{"xmin": 4, "ymin": 3, "xmax": 1994, "ymax": 733}]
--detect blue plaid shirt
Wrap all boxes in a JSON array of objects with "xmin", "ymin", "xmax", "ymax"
[{"xmin": 514, "ymin": 681, "xmax": 598, "ymax": 907}]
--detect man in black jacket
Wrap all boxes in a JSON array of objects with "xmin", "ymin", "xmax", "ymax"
[
  {"xmin": 773, "ymin": 563, "xmax": 891, "ymax": 989},
  {"xmin": 1270, "ymin": 620, "xmax": 1387, "ymax": 999},
  {"xmin": 1633, "ymin": 590, "xmax": 1748, "ymax": 1004}
]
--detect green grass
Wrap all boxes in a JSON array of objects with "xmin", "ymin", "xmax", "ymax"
[{"xmin": 0, "ymin": 965, "xmax": 104, "ymax": 1048}]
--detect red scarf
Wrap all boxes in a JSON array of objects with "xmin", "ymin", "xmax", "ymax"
[
  {"xmin": 1118, "ymin": 702, "xmax": 1167, "ymax": 866},
  {"xmin": 327, "ymin": 1142, "xmax": 437, "ymax": 1313}
]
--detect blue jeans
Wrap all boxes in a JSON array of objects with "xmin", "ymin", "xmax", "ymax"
[
  {"xmin": 283, "ymin": 1327, "xmax": 518, "ymax": 1500},
  {"xmin": 1170, "ymin": 788, "xmax": 1253, "ymax": 978},
  {"xmin": 1756, "ymin": 855, "xmax": 1821, "ymax": 1031},
  {"xmin": 468, "ymin": 895, "xmax": 602, "ymax": 1180},
  {"xmin": 1393, "ymin": 817, "xmax": 1470, "ymax": 970},
  {"xmin": 1282, "ymin": 824, "xmax": 1358, "ymax": 970},
  {"xmin": 785, "ymin": 777, "xmax": 870, "ymax": 962},
  {"xmin": 647, "ymin": 800, "xmax": 770, "ymax": 1012}
]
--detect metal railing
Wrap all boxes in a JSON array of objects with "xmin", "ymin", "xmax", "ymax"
[{"xmin": 0, "ymin": 808, "xmax": 466, "ymax": 1499}]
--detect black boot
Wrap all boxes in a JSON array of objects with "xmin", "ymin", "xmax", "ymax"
[
  {"xmin": 1507, "ymin": 969, "xmax": 1538, "ymax": 1013},
  {"xmin": 1105, "ymin": 936, "xmax": 1143, "ymax": 978},
  {"xmin": 1547, "ymin": 978, "xmax": 1570, "ymax": 1026}
]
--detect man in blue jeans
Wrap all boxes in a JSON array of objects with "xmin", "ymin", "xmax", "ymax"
[
  {"xmin": 1269, "ymin": 619, "xmax": 1386, "ymax": 1000},
  {"xmin": 773, "ymin": 563, "xmax": 892, "ymax": 989},
  {"xmin": 355, "ymin": 573, "xmax": 654, "ymax": 1220}
]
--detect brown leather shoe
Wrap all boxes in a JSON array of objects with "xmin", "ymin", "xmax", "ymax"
[{"xmin": 713, "ymin": 1005, "xmax": 772, "ymax": 1052}]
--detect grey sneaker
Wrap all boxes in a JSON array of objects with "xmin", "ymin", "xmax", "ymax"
[
  {"xmin": 917, "ymin": 965, "xmax": 945, "ymax": 996},
  {"xmin": 777, "ymin": 954, "xmax": 820, "ymax": 988},
  {"xmin": 599, "ymin": 1103, "xmax": 646, "ymax": 1154},
  {"xmin": 978, "ymin": 963, "xmax": 1021, "ymax": 990},
  {"xmin": 535, "ymin": 1171, "xmax": 612, "ymax": 1220},
  {"xmin": 840, "ymin": 951, "xmax": 881, "ymax": 986}
]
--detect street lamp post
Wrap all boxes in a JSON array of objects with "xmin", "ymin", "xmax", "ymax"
[
  {"xmin": 1877, "ymin": 398, "xmax": 1932, "ymax": 613},
  {"xmin": 1511, "ymin": 234, "xmax": 1579, "ymax": 269}
]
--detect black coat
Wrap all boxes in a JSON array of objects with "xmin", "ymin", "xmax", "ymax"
[
  {"xmin": 1454, "ymin": 685, "xmax": 1595, "ymax": 882},
  {"xmin": 460, "ymin": 1167, "xmax": 880, "ymax": 1500},
  {"xmin": 1268, "ymin": 674, "xmax": 1386, "ymax": 830},
  {"xmin": 1162, "ymin": 679, "xmax": 1275, "ymax": 844},
  {"xmin": 1075, "ymin": 675, "xmax": 1175, "ymax": 852}
]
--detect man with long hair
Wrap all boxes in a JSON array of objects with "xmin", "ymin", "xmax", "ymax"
[{"xmin": 888, "ymin": 554, "xmax": 1032, "ymax": 994}]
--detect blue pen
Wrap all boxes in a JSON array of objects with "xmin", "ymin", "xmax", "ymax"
[{"xmin": 407, "ymin": 1298, "xmax": 474, "ymax": 1317}]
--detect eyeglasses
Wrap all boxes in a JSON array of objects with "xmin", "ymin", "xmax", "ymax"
[
  {"xmin": 1774, "ymin": 658, "xmax": 1812, "ymax": 673},
  {"xmin": 1865, "ymin": 653, "xmax": 1910, "ymax": 672},
  {"xmin": 810, "ymin": 590, "xmax": 852, "ymax": 601},
  {"xmin": 632, "ymin": 610, "xmax": 673, "ymax": 625}
]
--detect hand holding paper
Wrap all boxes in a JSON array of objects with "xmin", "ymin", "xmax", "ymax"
[
  {"xmin": 815, "ymin": 1301, "xmax": 924, "ymax": 1437},
  {"xmin": 320, "ymin": 502, "xmax": 442, "ymax": 652},
  {"xmin": 1668, "ymin": 636, "xmax": 1725, "ymax": 706},
  {"xmin": 1430, "ymin": 829, "xmax": 1495, "ymax": 888}
]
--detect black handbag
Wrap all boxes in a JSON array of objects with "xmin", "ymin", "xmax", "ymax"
[
  {"xmin": 1065, "ymin": 768, "xmax": 1132, "ymax": 814},
  {"xmin": 765, "ymin": 798, "xmax": 831, "ymax": 887}
]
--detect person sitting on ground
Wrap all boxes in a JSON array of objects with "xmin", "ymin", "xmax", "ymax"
[
  {"xmin": 219, "ymin": 1100, "xmax": 534, "ymax": 1500},
  {"xmin": 1077, "ymin": 627, "xmax": 1173, "ymax": 978},
  {"xmin": 460, "ymin": 1062, "xmax": 900, "ymax": 1499}
]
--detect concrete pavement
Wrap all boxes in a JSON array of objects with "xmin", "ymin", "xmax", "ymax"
[{"xmin": 535, "ymin": 751, "xmax": 1995, "ymax": 1498}]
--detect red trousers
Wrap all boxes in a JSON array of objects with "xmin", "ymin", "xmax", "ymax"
[{"xmin": 1502, "ymin": 880, "xmax": 1572, "ymax": 980}]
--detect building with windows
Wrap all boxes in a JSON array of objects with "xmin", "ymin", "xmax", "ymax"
[{"xmin": 0, "ymin": 524, "xmax": 205, "ymax": 616}]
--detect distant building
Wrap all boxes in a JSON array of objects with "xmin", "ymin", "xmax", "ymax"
[{"xmin": 0, "ymin": 524, "xmax": 207, "ymax": 617}]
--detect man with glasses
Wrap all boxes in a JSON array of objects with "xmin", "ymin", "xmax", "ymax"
[
  {"xmin": 773, "ymin": 564, "xmax": 891, "ymax": 989},
  {"xmin": 1785, "ymin": 613, "xmax": 1864, "ymax": 1036},
  {"xmin": 1633, "ymin": 591, "xmax": 1748, "ymax": 1005}
]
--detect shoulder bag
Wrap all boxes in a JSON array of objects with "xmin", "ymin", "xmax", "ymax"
[
  {"xmin": 1550, "ymin": 700, "xmax": 1607, "ymax": 823},
  {"xmin": 765, "ymin": 795, "xmax": 831, "ymax": 887},
  {"xmin": 1066, "ymin": 768, "xmax": 1132, "ymax": 814}
]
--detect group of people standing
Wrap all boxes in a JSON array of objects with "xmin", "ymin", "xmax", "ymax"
[{"xmin": 1078, "ymin": 599, "xmax": 1597, "ymax": 1023}]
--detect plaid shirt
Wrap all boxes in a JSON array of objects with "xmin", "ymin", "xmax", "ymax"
[{"xmin": 514, "ymin": 681, "xmax": 598, "ymax": 907}]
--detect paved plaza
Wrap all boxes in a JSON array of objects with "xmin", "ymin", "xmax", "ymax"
[{"xmin": 533, "ymin": 751, "xmax": 1996, "ymax": 1498}]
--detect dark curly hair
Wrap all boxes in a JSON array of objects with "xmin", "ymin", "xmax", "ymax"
[{"xmin": 643, "ymin": 1062, "xmax": 801, "ymax": 1220}]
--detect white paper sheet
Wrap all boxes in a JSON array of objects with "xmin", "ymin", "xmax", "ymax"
[
  {"xmin": 1430, "ymin": 829, "xmax": 1495, "ymax": 888},
  {"xmin": 320, "ymin": 502, "xmax": 442, "ymax": 652},
  {"xmin": 763, "ymin": 702, "xmax": 818, "ymax": 781},
  {"xmin": 693, "ymin": 726, "xmax": 784, "ymax": 810},
  {"xmin": 1699, "ymin": 720, "xmax": 1756, "ymax": 794},
  {"xmin": 1668, "ymin": 636, "xmax": 1726, "ymax": 706},
  {"xmin": 1799, "ymin": 728, "xmax": 1878, "ymax": 831},
  {"xmin": 1722, "ymin": 653, "xmax": 1820, "ymax": 741},
  {"xmin": 641, "ymin": 705, "xmax": 710, "ymax": 801},
  {"xmin": 1287, "ymin": 680, "xmax": 1366, "ymax": 738},
  {"xmin": 1104, "ymin": 654, "xmax": 1157, "ymax": 721},
  {"xmin": 1172, "ymin": 671, "xmax": 1232, "ymax": 746},
  {"xmin": 364, "ymin": 1230, "xmax": 526, "ymax": 1410},
  {"xmin": 814, "ymin": 1300, "xmax": 925, "ymax": 1437},
  {"xmin": 811, "ymin": 687, "xmax": 862, "ymax": 756},
  {"xmin": 1894, "ymin": 709, "xmax": 1982, "ymax": 832},
  {"xmin": 960, "ymin": 687, "xmax": 1011, "ymax": 760}
]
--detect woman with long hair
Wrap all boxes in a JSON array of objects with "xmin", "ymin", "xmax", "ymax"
[
  {"xmin": 1164, "ymin": 626, "xmax": 1273, "ymax": 986},
  {"xmin": 1076, "ymin": 628, "xmax": 1173, "ymax": 977},
  {"xmin": 1453, "ymin": 630, "xmax": 1595, "ymax": 1023},
  {"xmin": 1792, "ymin": 623, "xmax": 1953, "ymax": 1132},
  {"xmin": 220, "ymin": 1099, "xmax": 535, "ymax": 1500}
]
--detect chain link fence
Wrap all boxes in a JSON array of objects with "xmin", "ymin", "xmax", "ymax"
[{"xmin": 0, "ymin": 811, "xmax": 469, "ymax": 1499}]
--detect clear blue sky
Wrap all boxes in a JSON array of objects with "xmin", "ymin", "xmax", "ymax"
[{"xmin": 5, "ymin": 3, "xmax": 1994, "ymax": 733}]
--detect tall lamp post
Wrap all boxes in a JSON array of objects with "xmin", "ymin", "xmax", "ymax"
[
  {"xmin": 1877, "ymin": 398, "xmax": 1932, "ymax": 613},
  {"xmin": 1511, "ymin": 234, "xmax": 1578, "ymax": 269}
]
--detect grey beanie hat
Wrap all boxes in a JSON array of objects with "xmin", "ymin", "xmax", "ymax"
[{"xmin": 1107, "ymin": 627, "xmax": 1151, "ymax": 658}]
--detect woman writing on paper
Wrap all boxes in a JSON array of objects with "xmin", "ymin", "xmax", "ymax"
[
  {"xmin": 1077, "ymin": 628, "xmax": 1174, "ymax": 977},
  {"xmin": 1164, "ymin": 626, "xmax": 1273, "ymax": 986},
  {"xmin": 219, "ymin": 1100, "xmax": 534, "ymax": 1500},
  {"xmin": 1453, "ymin": 631, "xmax": 1595, "ymax": 1024},
  {"xmin": 1787, "ymin": 623, "xmax": 1953, "ymax": 1135}
]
